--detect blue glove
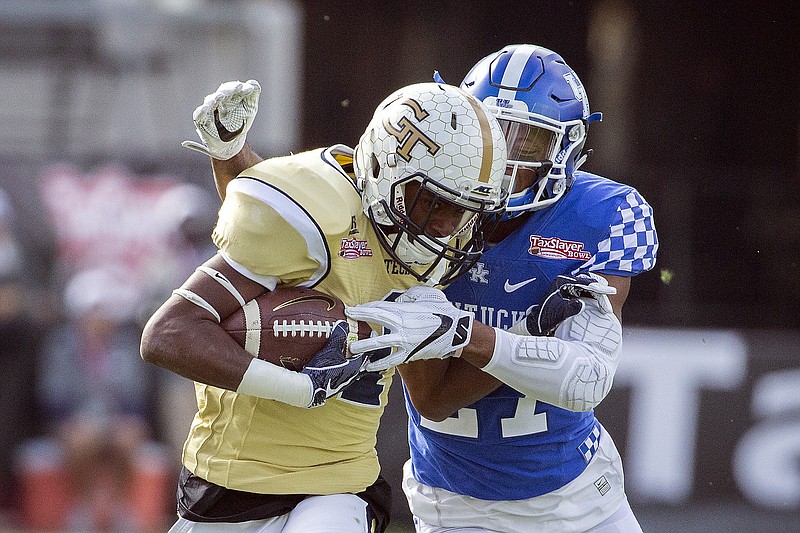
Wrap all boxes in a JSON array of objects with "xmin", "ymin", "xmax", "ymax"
[
  {"xmin": 301, "ymin": 321, "xmax": 368, "ymax": 407},
  {"xmin": 510, "ymin": 273, "xmax": 616, "ymax": 336}
]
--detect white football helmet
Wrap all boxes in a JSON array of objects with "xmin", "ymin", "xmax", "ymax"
[{"xmin": 354, "ymin": 82, "xmax": 509, "ymax": 285}]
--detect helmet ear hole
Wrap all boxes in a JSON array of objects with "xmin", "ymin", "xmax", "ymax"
[
  {"xmin": 567, "ymin": 122, "xmax": 585, "ymax": 142},
  {"xmin": 370, "ymin": 153, "xmax": 380, "ymax": 179}
]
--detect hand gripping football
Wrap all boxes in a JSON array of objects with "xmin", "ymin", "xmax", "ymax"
[{"xmin": 221, "ymin": 287, "xmax": 371, "ymax": 371}]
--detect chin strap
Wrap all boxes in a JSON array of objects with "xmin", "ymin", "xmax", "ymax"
[
  {"xmin": 574, "ymin": 149, "xmax": 592, "ymax": 173},
  {"xmin": 571, "ymin": 111, "xmax": 603, "ymax": 175},
  {"xmin": 423, "ymin": 260, "xmax": 446, "ymax": 287}
]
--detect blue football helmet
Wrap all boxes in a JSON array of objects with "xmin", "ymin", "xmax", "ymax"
[{"xmin": 460, "ymin": 44, "xmax": 603, "ymax": 217}]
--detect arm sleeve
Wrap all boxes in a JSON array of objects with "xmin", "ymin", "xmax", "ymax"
[{"xmin": 482, "ymin": 297, "xmax": 622, "ymax": 412}]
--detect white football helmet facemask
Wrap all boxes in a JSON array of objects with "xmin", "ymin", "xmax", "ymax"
[{"xmin": 354, "ymin": 82, "xmax": 509, "ymax": 285}]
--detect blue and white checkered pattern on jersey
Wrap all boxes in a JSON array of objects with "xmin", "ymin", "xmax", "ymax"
[
  {"xmin": 578, "ymin": 189, "xmax": 658, "ymax": 275},
  {"xmin": 578, "ymin": 422, "xmax": 602, "ymax": 463}
]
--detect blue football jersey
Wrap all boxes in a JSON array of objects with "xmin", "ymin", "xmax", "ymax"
[{"xmin": 406, "ymin": 171, "xmax": 658, "ymax": 500}]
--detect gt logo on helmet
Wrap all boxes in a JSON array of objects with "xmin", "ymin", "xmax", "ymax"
[{"xmin": 382, "ymin": 98, "xmax": 441, "ymax": 162}]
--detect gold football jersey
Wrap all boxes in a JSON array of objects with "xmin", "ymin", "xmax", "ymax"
[{"xmin": 182, "ymin": 146, "xmax": 423, "ymax": 495}]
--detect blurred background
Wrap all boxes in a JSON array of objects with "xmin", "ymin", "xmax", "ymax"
[{"xmin": 0, "ymin": 0, "xmax": 797, "ymax": 531}]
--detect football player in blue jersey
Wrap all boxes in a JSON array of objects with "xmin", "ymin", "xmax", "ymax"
[
  {"xmin": 141, "ymin": 81, "xmax": 509, "ymax": 533},
  {"xmin": 347, "ymin": 44, "xmax": 659, "ymax": 532}
]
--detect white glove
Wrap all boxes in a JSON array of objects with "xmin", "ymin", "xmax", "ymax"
[
  {"xmin": 346, "ymin": 286, "xmax": 473, "ymax": 372},
  {"xmin": 181, "ymin": 79, "xmax": 261, "ymax": 160}
]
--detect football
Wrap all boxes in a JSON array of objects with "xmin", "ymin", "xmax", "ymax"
[{"xmin": 221, "ymin": 286, "xmax": 371, "ymax": 371}]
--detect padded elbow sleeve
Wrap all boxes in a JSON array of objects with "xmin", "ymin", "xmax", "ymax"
[{"xmin": 482, "ymin": 299, "xmax": 622, "ymax": 411}]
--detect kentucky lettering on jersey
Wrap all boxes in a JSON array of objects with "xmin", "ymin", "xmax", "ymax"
[
  {"xmin": 406, "ymin": 170, "xmax": 658, "ymax": 501},
  {"xmin": 451, "ymin": 301, "xmax": 530, "ymax": 330}
]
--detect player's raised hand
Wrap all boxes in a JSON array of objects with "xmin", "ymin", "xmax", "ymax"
[
  {"xmin": 347, "ymin": 286, "xmax": 473, "ymax": 372},
  {"xmin": 182, "ymin": 79, "xmax": 261, "ymax": 160},
  {"xmin": 509, "ymin": 272, "xmax": 616, "ymax": 336},
  {"xmin": 301, "ymin": 321, "xmax": 368, "ymax": 408}
]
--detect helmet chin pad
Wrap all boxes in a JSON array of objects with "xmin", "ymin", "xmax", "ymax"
[{"xmin": 394, "ymin": 232, "xmax": 446, "ymax": 265}]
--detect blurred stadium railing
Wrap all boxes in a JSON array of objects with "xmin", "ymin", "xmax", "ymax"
[{"xmin": 0, "ymin": 0, "xmax": 302, "ymax": 164}]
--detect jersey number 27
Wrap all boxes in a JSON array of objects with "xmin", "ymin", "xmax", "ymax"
[{"xmin": 420, "ymin": 397, "xmax": 547, "ymax": 438}]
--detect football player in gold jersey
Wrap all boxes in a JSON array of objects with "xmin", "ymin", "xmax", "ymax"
[{"xmin": 140, "ymin": 80, "xmax": 509, "ymax": 532}]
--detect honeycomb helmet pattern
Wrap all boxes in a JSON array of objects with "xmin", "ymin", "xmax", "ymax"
[{"xmin": 354, "ymin": 82, "xmax": 509, "ymax": 285}]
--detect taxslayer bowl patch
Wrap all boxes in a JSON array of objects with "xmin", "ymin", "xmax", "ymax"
[
  {"xmin": 339, "ymin": 237, "xmax": 373, "ymax": 259},
  {"xmin": 528, "ymin": 235, "xmax": 592, "ymax": 260}
]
